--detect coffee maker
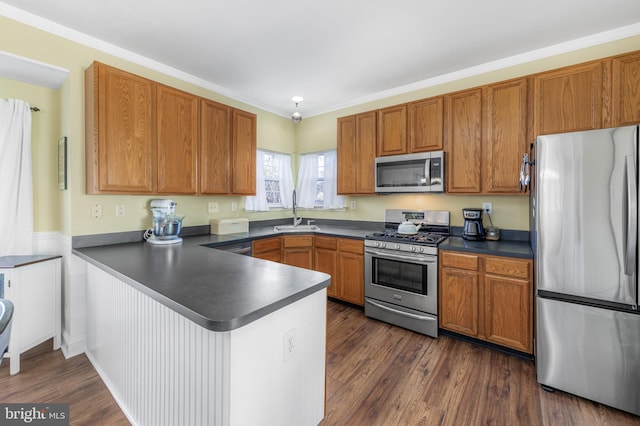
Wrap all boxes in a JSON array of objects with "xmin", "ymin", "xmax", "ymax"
[{"xmin": 462, "ymin": 208, "xmax": 485, "ymax": 240}]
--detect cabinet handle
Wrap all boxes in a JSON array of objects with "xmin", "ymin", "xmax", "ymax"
[{"xmin": 7, "ymin": 279, "xmax": 10, "ymax": 288}]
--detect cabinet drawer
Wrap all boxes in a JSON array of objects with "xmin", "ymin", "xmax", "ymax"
[
  {"xmin": 337, "ymin": 238, "xmax": 363, "ymax": 254},
  {"xmin": 441, "ymin": 251, "xmax": 479, "ymax": 271},
  {"xmin": 314, "ymin": 235, "xmax": 337, "ymax": 250},
  {"xmin": 253, "ymin": 237, "xmax": 281, "ymax": 253},
  {"xmin": 485, "ymin": 256, "xmax": 531, "ymax": 279},
  {"xmin": 283, "ymin": 235, "xmax": 313, "ymax": 248}
]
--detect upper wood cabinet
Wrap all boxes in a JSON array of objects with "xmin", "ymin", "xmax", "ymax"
[
  {"xmin": 445, "ymin": 88, "xmax": 483, "ymax": 193},
  {"xmin": 85, "ymin": 61, "xmax": 256, "ymax": 195},
  {"xmin": 377, "ymin": 104, "xmax": 407, "ymax": 156},
  {"xmin": 533, "ymin": 61, "xmax": 604, "ymax": 135},
  {"xmin": 409, "ymin": 96, "xmax": 444, "ymax": 152},
  {"xmin": 337, "ymin": 111, "xmax": 376, "ymax": 195},
  {"xmin": 611, "ymin": 51, "xmax": 640, "ymax": 127},
  {"xmin": 231, "ymin": 109, "xmax": 257, "ymax": 195},
  {"xmin": 200, "ymin": 99, "xmax": 231, "ymax": 194},
  {"xmin": 483, "ymin": 78, "xmax": 530, "ymax": 193},
  {"xmin": 156, "ymin": 84, "xmax": 199, "ymax": 194},
  {"xmin": 85, "ymin": 62, "xmax": 156, "ymax": 194}
]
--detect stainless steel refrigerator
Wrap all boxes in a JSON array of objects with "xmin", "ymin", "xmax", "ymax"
[{"xmin": 534, "ymin": 125, "xmax": 640, "ymax": 416}]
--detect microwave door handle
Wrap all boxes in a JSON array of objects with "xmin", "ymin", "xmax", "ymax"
[
  {"xmin": 425, "ymin": 159, "xmax": 430, "ymax": 184},
  {"xmin": 624, "ymin": 155, "xmax": 637, "ymax": 276}
]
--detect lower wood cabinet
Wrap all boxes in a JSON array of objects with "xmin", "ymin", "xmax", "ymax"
[
  {"xmin": 252, "ymin": 237, "xmax": 282, "ymax": 263},
  {"xmin": 313, "ymin": 236, "xmax": 338, "ymax": 298},
  {"xmin": 335, "ymin": 238, "xmax": 364, "ymax": 306},
  {"xmin": 439, "ymin": 250, "xmax": 533, "ymax": 354},
  {"xmin": 282, "ymin": 235, "xmax": 314, "ymax": 270}
]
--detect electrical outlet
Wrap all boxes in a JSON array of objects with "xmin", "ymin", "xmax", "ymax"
[
  {"xmin": 231, "ymin": 202, "xmax": 238, "ymax": 212},
  {"xmin": 115, "ymin": 204, "xmax": 125, "ymax": 217},
  {"xmin": 350, "ymin": 200, "xmax": 357, "ymax": 209},
  {"xmin": 90, "ymin": 204, "xmax": 103, "ymax": 218},
  {"xmin": 482, "ymin": 202, "xmax": 493, "ymax": 215},
  {"xmin": 208, "ymin": 202, "xmax": 219, "ymax": 213},
  {"xmin": 283, "ymin": 328, "xmax": 297, "ymax": 362}
]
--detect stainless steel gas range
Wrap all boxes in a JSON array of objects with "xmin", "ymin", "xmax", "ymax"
[{"xmin": 364, "ymin": 209, "xmax": 450, "ymax": 338}]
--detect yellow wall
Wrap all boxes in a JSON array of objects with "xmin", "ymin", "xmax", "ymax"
[{"xmin": 2, "ymin": 14, "xmax": 639, "ymax": 235}]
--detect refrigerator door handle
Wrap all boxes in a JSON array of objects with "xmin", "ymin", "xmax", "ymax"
[{"xmin": 624, "ymin": 155, "xmax": 637, "ymax": 276}]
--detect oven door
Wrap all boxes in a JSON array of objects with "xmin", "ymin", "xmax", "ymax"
[{"xmin": 364, "ymin": 246, "xmax": 438, "ymax": 315}]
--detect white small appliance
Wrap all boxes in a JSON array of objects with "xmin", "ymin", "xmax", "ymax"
[{"xmin": 144, "ymin": 199, "xmax": 185, "ymax": 245}]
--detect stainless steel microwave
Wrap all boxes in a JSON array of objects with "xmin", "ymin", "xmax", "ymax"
[{"xmin": 375, "ymin": 151, "xmax": 445, "ymax": 193}]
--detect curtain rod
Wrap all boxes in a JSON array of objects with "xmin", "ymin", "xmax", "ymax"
[{"xmin": 30, "ymin": 106, "xmax": 40, "ymax": 112}]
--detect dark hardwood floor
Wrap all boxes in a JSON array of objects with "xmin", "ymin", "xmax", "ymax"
[{"xmin": 1, "ymin": 300, "xmax": 639, "ymax": 425}]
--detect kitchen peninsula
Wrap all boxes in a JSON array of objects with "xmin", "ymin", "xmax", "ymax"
[{"xmin": 73, "ymin": 237, "xmax": 330, "ymax": 426}]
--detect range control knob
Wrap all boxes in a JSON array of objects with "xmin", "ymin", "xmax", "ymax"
[
  {"xmin": 381, "ymin": 243, "xmax": 387, "ymax": 249},
  {"xmin": 375, "ymin": 242, "xmax": 380, "ymax": 248},
  {"xmin": 410, "ymin": 246, "xmax": 417, "ymax": 252},
  {"xmin": 419, "ymin": 247, "xmax": 425, "ymax": 253},
  {"xmin": 395, "ymin": 244, "xmax": 400, "ymax": 250}
]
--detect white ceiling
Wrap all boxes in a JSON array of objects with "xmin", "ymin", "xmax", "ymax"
[{"xmin": 2, "ymin": 1, "xmax": 640, "ymax": 118}]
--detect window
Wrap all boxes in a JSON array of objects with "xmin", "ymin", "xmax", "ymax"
[
  {"xmin": 245, "ymin": 150, "xmax": 293, "ymax": 212},
  {"xmin": 297, "ymin": 150, "xmax": 344, "ymax": 209},
  {"xmin": 263, "ymin": 152, "xmax": 283, "ymax": 206}
]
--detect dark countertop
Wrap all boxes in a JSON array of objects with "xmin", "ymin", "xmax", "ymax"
[
  {"xmin": 74, "ymin": 239, "xmax": 330, "ymax": 332},
  {"xmin": 439, "ymin": 236, "xmax": 533, "ymax": 259},
  {"xmin": 0, "ymin": 255, "xmax": 62, "ymax": 268}
]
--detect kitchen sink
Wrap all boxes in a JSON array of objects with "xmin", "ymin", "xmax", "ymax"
[{"xmin": 273, "ymin": 224, "xmax": 321, "ymax": 232}]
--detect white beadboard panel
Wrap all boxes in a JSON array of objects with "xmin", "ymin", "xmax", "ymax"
[{"xmin": 85, "ymin": 264, "xmax": 230, "ymax": 426}]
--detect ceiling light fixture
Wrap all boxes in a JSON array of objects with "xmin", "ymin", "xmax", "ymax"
[{"xmin": 291, "ymin": 96, "xmax": 303, "ymax": 123}]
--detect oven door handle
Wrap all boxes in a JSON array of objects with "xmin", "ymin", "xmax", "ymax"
[
  {"xmin": 366, "ymin": 299, "xmax": 436, "ymax": 322},
  {"xmin": 365, "ymin": 248, "xmax": 437, "ymax": 264}
]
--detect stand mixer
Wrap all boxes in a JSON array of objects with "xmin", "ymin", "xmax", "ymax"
[{"xmin": 144, "ymin": 199, "xmax": 185, "ymax": 245}]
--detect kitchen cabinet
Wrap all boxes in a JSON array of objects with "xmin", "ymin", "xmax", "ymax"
[
  {"xmin": 282, "ymin": 235, "xmax": 314, "ymax": 269},
  {"xmin": 200, "ymin": 99, "xmax": 232, "ymax": 194},
  {"xmin": 409, "ymin": 96, "xmax": 444, "ymax": 152},
  {"xmin": 377, "ymin": 104, "xmax": 408, "ymax": 156},
  {"xmin": 611, "ymin": 51, "xmax": 640, "ymax": 127},
  {"xmin": 439, "ymin": 250, "xmax": 532, "ymax": 354},
  {"xmin": 445, "ymin": 88, "xmax": 483, "ymax": 193},
  {"xmin": 337, "ymin": 111, "xmax": 377, "ymax": 195},
  {"xmin": 231, "ymin": 109, "xmax": 257, "ymax": 195},
  {"xmin": 85, "ymin": 61, "xmax": 155, "ymax": 194},
  {"xmin": 313, "ymin": 236, "xmax": 338, "ymax": 298},
  {"xmin": 482, "ymin": 78, "xmax": 530, "ymax": 193},
  {"xmin": 200, "ymin": 101, "xmax": 257, "ymax": 195},
  {"xmin": 85, "ymin": 61, "xmax": 256, "ymax": 196},
  {"xmin": 533, "ymin": 61, "xmax": 603, "ymax": 135},
  {"xmin": 336, "ymin": 238, "xmax": 364, "ymax": 306},
  {"xmin": 1, "ymin": 256, "xmax": 62, "ymax": 375},
  {"xmin": 156, "ymin": 84, "xmax": 199, "ymax": 194},
  {"xmin": 252, "ymin": 237, "xmax": 282, "ymax": 262}
]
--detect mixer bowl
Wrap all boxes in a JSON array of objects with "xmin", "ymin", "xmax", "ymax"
[{"xmin": 153, "ymin": 216, "xmax": 184, "ymax": 240}]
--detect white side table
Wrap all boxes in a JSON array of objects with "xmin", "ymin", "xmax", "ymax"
[{"xmin": 0, "ymin": 255, "xmax": 62, "ymax": 375}]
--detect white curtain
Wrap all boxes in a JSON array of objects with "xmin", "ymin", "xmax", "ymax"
[
  {"xmin": 245, "ymin": 150, "xmax": 269, "ymax": 211},
  {"xmin": 296, "ymin": 153, "xmax": 319, "ymax": 208},
  {"xmin": 322, "ymin": 150, "xmax": 345, "ymax": 209},
  {"xmin": 0, "ymin": 99, "xmax": 33, "ymax": 255},
  {"xmin": 245, "ymin": 150, "xmax": 294, "ymax": 211}
]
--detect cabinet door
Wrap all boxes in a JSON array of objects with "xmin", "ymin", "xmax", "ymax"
[
  {"xmin": 336, "ymin": 239, "xmax": 364, "ymax": 306},
  {"xmin": 484, "ymin": 274, "xmax": 532, "ymax": 353},
  {"xmin": 314, "ymin": 236, "xmax": 338, "ymax": 298},
  {"xmin": 533, "ymin": 61, "xmax": 603, "ymax": 135},
  {"xmin": 483, "ymin": 78, "xmax": 529, "ymax": 193},
  {"xmin": 231, "ymin": 109, "xmax": 257, "ymax": 195},
  {"xmin": 337, "ymin": 116, "xmax": 357, "ymax": 194},
  {"xmin": 445, "ymin": 88, "xmax": 482, "ymax": 193},
  {"xmin": 611, "ymin": 52, "xmax": 640, "ymax": 127},
  {"xmin": 86, "ymin": 62, "xmax": 155, "ymax": 194},
  {"xmin": 355, "ymin": 111, "xmax": 377, "ymax": 194},
  {"xmin": 439, "ymin": 267, "xmax": 479, "ymax": 337},
  {"xmin": 409, "ymin": 97, "xmax": 444, "ymax": 152},
  {"xmin": 377, "ymin": 104, "xmax": 407, "ymax": 156},
  {"xmin": 156, "ymin": 85, "xmax": 199, "ymax": 194},
  {"xmin": 253, "ymin": 237, "xmax": 282, "ymax": 263},
  {"xmin": 200, "ymin": 99, "xmax": 231, "ymax": 194}
]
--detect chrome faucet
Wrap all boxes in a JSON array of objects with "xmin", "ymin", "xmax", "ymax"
[{"xmin": 292, "ymin": 189, "xmax": 302, "ymax": 226}]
